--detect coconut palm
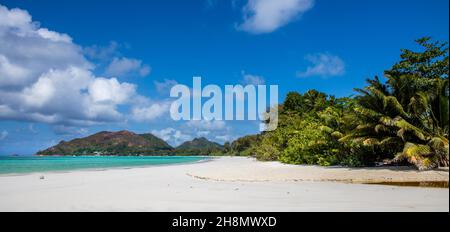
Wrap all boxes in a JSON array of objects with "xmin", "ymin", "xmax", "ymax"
[{"xmin": 341, "ymin": 38, "xmax": 449, "ymax": 170}]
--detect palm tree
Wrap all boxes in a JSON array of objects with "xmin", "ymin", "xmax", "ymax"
[{"xmin": 341, "ymin": 38, "xmax": 449, "ymax": 170}]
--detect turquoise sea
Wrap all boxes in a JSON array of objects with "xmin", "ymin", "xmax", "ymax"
[{"xmin": 0, "ymin": 156, "xmax": 207, "ymax": 174}]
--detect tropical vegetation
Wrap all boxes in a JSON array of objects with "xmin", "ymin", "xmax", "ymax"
[{"xmin": 226, "ymin": 38, "xmax": 449, "ymax": 170}]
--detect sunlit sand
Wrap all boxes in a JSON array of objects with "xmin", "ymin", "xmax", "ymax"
[{"xmin": 0, "ymin": 157, "xmax": 448, "ymax": 212}]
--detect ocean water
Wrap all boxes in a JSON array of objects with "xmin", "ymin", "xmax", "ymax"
[{"xmin": 0, "ymin": 156, "xmax": 208, "ymax": 174}]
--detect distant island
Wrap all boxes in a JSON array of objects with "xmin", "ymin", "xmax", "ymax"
[{"xmin": 37, "ymin": 130, "xmax": 224, "ymax": 156}]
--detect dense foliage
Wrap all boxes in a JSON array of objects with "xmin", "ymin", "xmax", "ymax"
[{"xmin": 226, "ymin": 38, "xmax": 449, "ymax": 170}]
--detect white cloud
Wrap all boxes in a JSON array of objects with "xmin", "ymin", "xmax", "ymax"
[
  {"xmin": 237, "ymin": 0, "xmax": 314, "ymax": 34},
  {"xmin": 151, "ymin": 128, "xmax": 175, "ymax": 141},
  {"xmin": 0, "ymin": 5, "xmax": 90, "ymax": 89},
  {"xmin": 173, "ymin": 130, "xmax": 192, "ymax": 143},
  {"xmin": 0, "ymin": 6, "xmax": 31, "ymax": 29},
  {"xmin": 0, "ymin": 55, "xmax": 31, "ymax": 86},
  {"xmin": 139, "ymin": 65, "xmax": 151, "ymax": 77},
  {"xmin": 151, "ymin": 127, "xmax": 192, "ymax": 146},
  {"xmin": 0, "ymin": 4, "xmax": 145, "ymax": 126},
  {"xmin": 241, "ymin": 72, "xmax": 265, "ymax": 85},
  {"xmin": 187, "ymin": 120, "xmax": 227, "ymax": 131},
  {"xmin": 1, "ymin": 67, "xmax": 136, "ymax": 125},
  {"xmin": 131, "ymin": 102, "xmax": 170, "ymax": 122},
  {"xmin": 105, "ymin": 57, "xmax": 151, "ymax": 77},
  {"xmin": 88, "ymin": 78, "xmax": 136, "ymax": 104},
  {"xmin": 52, "ymin": 125, "xmax": 89, "ymax": 136},
  {"xmin": 154, "ymin": 79, "xmax": 178, "ymax": 94},
  {"xmin": 297, "ymin": 53, "xmax": 346, "ymax": 78},
  {"xmin": 37, "ymin": 28, "xmax": 72, "ymax": 43},
  {"xmin": 84, "ymin": 41, "xmax": 120, "ymax": 61},
  {"xmin": 197, "ymin": 131, "xmax": 210, "ymax": 137},
  {"xmin": 84, "ymin": 42, "xmax": 151, "ymax": 78},
  {"xmin": 0, "ymin": 130, "xmax": 8, "ymax": 140},
  {"xmin": 154, "ymin": 120, "xmax": 231, "ymax": 146},
  {"xmin": 152, "ymin": 122, "xmax": 235, "ymax": 146}
]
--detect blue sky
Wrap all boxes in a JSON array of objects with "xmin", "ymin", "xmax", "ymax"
[{"xmin": 0, "ymin": 0, "xmax": 448, "ymax": 155}]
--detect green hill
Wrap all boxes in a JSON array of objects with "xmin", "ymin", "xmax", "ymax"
[
  {"xmin": 37, "ymin": 131, "xmax": 225, "ymax": 156},
  {"xmin": 174, "ymin": 137, "xmax": 224, "ymax": 156},
  {"xmin": 37, "ymin": 131, "xmax": 173, "ymax": 156}
]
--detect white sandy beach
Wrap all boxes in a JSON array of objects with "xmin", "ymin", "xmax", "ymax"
[{"xmin": 0, "ymin": 157, "xmax": 448, "ymax": 212}]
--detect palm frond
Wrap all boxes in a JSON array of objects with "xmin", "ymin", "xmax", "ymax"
[{"xmin": 394, "ymin": 143, "xmax": 437, "ymax": 170}]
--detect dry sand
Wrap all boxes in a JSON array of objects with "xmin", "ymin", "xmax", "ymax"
[{"xmin": 0, "ymin": 157, "xmax": 448, "ymax": 212}]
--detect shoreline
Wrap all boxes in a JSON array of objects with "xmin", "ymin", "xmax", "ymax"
[
  {"xmin": 1, "ymin": 156, "xmax": 448, "ymax": 183},
  {"xmin": 1, "ymin": 156, "xmax": 447, "ymax": 183},
  {"xmin": 0, "ymin": 156, "xmax": 214, "ymax": 177},
  {"xmin": 0, "ymin": 157, "xmax": 448, "ymax": 212},
  {"xmin": 187, "ymin": 157, "xmax": 449, "ymax": 184}
]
